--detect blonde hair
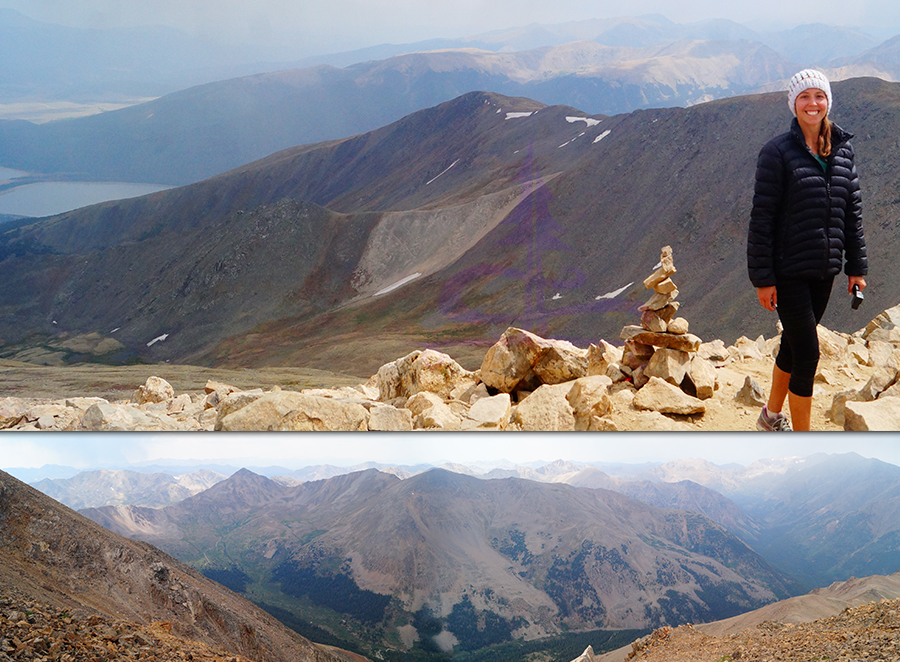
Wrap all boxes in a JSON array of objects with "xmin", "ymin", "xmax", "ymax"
[{"xmin": 818, "ymin": 116, "xmax": 833, "ymax": 158}]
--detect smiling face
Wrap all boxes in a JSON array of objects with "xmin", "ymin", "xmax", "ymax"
[{"xmin": 794, "ymin": 87, "xmax": 829, "ymax": 129}]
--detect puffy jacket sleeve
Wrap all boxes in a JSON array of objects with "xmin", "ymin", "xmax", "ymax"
[
  {"xmin": 747, "ymin": 139, "xmax": 784, "ymax": 288},
  {"xmin": 842, "ymin": 148, "xmax": 868, "ymax": 277}
]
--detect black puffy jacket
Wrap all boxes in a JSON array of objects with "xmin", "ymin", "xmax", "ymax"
[{"xmin": 747, "ymin": 118, "xmax": 867, "ymax": 288}]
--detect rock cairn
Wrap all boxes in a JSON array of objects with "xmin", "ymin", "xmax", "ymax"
[{"xmin": 615, "ymin": 245, "xmax": 711, "ymax": 415}]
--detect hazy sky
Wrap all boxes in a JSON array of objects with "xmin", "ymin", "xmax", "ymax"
[
  {"xmin": 5, "ymin": 0, "xmax": 900, "ymax": 58},
  {"xmin": 2, "ymin": 433, "xmax": 898, "ymax": 473}
]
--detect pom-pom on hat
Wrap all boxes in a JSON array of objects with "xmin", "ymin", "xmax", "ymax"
[{"xmin": 787, "ymin": 69, "xmax": 832, "ymax": 117}]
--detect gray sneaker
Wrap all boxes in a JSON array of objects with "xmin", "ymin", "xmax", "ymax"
[{"xmin": 757, "ymin": 406, "xmax": 792, "ymax": 431}]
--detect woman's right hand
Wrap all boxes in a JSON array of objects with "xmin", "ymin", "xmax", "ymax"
[{"xmin": 757, "ymin": 286, "xmax": 777, "ymax": 311}]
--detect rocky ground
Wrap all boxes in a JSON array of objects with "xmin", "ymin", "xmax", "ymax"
[
  {"xmin": 0, "ymin": 312, "xmax": 898, "ymax": 432},
  {"xmin": 611, "ymin": 598, "xmax": 900, "ymax": 662},
  {"xmin": 0, "ymin": 590, "xmax": 255, "ymax": 662}
]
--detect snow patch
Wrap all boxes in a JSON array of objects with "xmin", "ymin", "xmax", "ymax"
[
  {"xmin": 593, "ymin": 130, "xmax": 612, "ymax": 144},
  {"xmin": 375, "ymin": 273, "xmax": 422, "ymax": 296},
  {"xmin": 567, "ymin": 116, "xmax": 601, "ymax": 127},
  {"xmin": 146, "ymin": 333, "xmax": 169, "ymax": 347},
  {"xmin": 426, "ymin": 159, "xmax": 459, "ymax": 186},
  {"xmin": 595, "ymin": 282, "xmax": 634, "ymax": 300},
  {"xmin": 505, "ymin": 111, "xmax": 533, "ymax": 120}
]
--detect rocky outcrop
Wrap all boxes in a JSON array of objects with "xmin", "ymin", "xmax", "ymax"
[{"xmin": 605, "ymin": 598, "xmax": 900, "ymax": 662}]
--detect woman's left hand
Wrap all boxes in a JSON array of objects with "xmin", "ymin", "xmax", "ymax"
[{"xmin": 848, "ymin": 276, "xmax": 867, "ymax": 293}]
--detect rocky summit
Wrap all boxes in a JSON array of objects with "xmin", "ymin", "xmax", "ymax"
[
  {"xmin": 1, "ymin": 250, "xmax": 899, "ymax": 431},
  {"xmin": 597, "ymin": 598, "xmax": 900, "ymax": 662}
]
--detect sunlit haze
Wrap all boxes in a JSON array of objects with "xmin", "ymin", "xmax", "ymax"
[{"xmin": 5, "ymin": 0, "xmax": 900, "ymax": 59}]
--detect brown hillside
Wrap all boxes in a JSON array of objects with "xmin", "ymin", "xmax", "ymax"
[{"xmin": 0, "ymin": 470, "xmax": 362, "ymax": 662}]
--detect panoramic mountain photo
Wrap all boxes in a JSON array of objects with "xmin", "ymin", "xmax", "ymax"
[{"xmin": 3, "ymin": 0, "xmax": 900, "ymax": 660}]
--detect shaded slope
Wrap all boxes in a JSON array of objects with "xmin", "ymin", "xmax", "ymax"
[{"xmin": 0, "ymin": 469, "xmax": 359, "ymax": 662}]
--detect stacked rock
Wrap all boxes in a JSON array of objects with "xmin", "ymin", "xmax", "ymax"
[{"xmin": 617, "ymin": 246, "xmax": 714, "ymax": 398}]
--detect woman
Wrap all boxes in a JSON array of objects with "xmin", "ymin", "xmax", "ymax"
[{"xmin": 748, "ymin": 69, "xmax": 868, "ymax": 431}]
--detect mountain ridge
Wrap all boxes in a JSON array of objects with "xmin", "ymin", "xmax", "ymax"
[{"xmin": 3, "ymin": 81, "xmax": 900, "ymax": 373}]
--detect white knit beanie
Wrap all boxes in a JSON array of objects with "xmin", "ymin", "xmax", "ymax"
[{"xmin": 787, "ymin": 69, "xmax": 832, "ymax": 117}]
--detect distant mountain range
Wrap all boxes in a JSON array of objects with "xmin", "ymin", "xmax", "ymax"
[
  {"xmin": 1, "ymin": 80, "xmax": 898, "ymax": 374},
  {"xmin": 4, "ymin": 14, "xmax": 900, "ymax": 185},
  {"xmin": 73, "ymin": 453, "xmax": 900, "ymax": 657},
  {"xmin": 31, "ymin": 468, "xmax": 226, "ymax": 509},
  {"xmin": 83, "ymin": 467, "xmax": 797, "ymax": 653},
  {"xmin": 48, "ymin": 452, "xmax": 900, "ymax": 593}
]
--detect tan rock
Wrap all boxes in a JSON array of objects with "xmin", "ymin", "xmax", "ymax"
[
  {"xmin": 817, "ymin": 325, "xmax": 848, "ymax": 360},
  {"xmin": 645, "ymin": 348, "xmax": 691, "ymax": 386},
  {"xmin": 848, "ymin": 339, "xmax": 870, "ymax": 366},
  {"xmin": 640, "ymin": 288, "xmax": 679, "ymax": 311},
  {"xmin": 76, "ymin": 402, "xmax": 182, "ymax": 431},
  {"xmin": 587, "ymin": 340, "xmax": 623, "ymax": 377},
  {"xmin": 167, "ymin": 393, "xmax": 193, "ymax": 413},
  {"xmin": 368, "ymin": 404, "xmax": 414, "ymax": 431},
  {"xmin": 403, "ymin": 349, "xmax": 476, "ymax": 399},
  {"xmin": 0, "ymin": 397, "xmax": 29, "ymax": 429},
  {"xmin": 214, "ymin": 389, "xmax": 266, "ymax": 428},
  {"xmin": 630, "ymin": 410, "xmax": 694, "ymax": 431},
  {"xmin": 686, "ymin": 355, "xmax": 717, "ymax": 400},
  {"xmin": 131, "ymin": 376, "xmax": 175, "ymax": 405},
  {"xmin": 653, "ymin": 277, "xmax": 678, "ymax": 294},
  {"xmin": 866, "ymin": 326, "xmax": 900, "ymax": 344},
  {"xmin": 863, "ymin": 303, "xmax": 900, "ymax": 339},
  {"xmin": 204, "ymin": 379, "xmax": 238, "ymax": 396},
  {"xmin": 620, "ymin": 326, "xmax": 701, "ymax": 352},
  {"xmin": 375, "ymin": 350, "xmax": 422, "ymax": 401},
  {"xmin": 465, "ymin": 382, "xmax": 491, "ymax": 404},
  {"xmin": 667, "ymin": 317, "xmax": 689, "ymax": 335},
  {"xmin": 641, "ymin": 309, "xmax": 669, "ymax": 332},
  {"xmin": 480, "ymin": 327, "xmax": 588, "ymax": 392},
  {"xmin": 415, "ymin": 400, "xmax": 462, "ymax": 430},
  {"xmin": 734, "ymin": 375, "xmax": 766, "ymax": 407},
  {"xmin": 464, "ymin": 393, "xmax": 512, "ymax": 430},
  {"xmin": 697, "ymin": 339, "xmax": 729, "ymax": 364},
  {"xmin": 217, "ymin": 391, "xmax": 369, "ymax": 431},
  {"xmin": 844, "ymin": 397, "xmax": 900, "ymax": 431},
  {"xmin": 633, "ymin": 377, "xmax": 706, "ymax": 415},
  {"xmin": 622, "ymin": 340, "xmax": 655, "ymax": 370},
  {"xmin": 405, "ymin": 391, "xmax": 445, "ymax": 416},
  {"xmin": 829, "ymin": 389, "xmax": 864, "ymax": 426},
  {"xmin": 566, "ymin": 376, "xmax": 613, "ymax": 431},
  {"xmin": 479, "ymin": 327, "xmax": 548, "ymax": 392},
  {"xmin": 512, "ymin": 383, "xmax": 575, "ymax": 431},
  {"xmin": 859, "ymin": 366, "xmax": 899, "ymax": 401},
  {"xmin": 730, "ymin": 336, "xmax": 764, "ymax": 361},
  {"xmin": 533, "ymin": 342, "xmax": 589, "ymax": 385}
]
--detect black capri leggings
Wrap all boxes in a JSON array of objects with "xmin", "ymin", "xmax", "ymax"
[{"xmin": 774, "ymin": 277, "xmax": 834, "ymax": 398}]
